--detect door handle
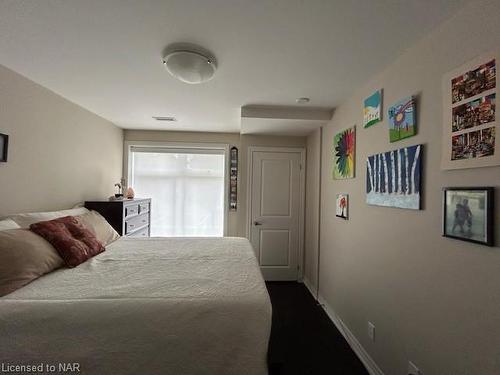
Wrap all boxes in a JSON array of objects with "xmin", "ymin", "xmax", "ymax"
[{"xmin": 254, "ymin": 221, "xmax": 263, "ymax": 226}]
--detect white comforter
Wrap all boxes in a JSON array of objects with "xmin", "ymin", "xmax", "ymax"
[{"xmin": 0, "ymin": 237, "xmax": 272, "ymax": 375}]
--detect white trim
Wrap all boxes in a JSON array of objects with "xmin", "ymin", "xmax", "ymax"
[
  {"xmin": 301, "ymin": 276, "xmax": 317, "ymax": 297},
  {"xmin": 300, "ymin": 284, "xmax": 385, "ymax": 375},
  {"xmin": 316, "ymin": 127, "xmax": 323, "ymax": 299},
  {"xmin": 124, "ymin": 140, "xmax": 230, "ymax": 237},
  {"xmin": 246, "ymin": 146, "xmax": 306, "ymax": 280}
]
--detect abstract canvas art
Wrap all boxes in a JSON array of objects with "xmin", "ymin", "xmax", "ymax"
[
  {"xmin": 363, "ymin": 90, "xmax": 382, "ymax": 128},
  {"xmin": 388, "ymin": 96, "xmax": 416, "ymax": 142},
  {"xmin": 366, "ymin": 144, "xmax": 422, "ymax": 210},
  {"xmin": 336, "ymin": 194, "xmax": 348, "ymax": 219},
  {"xmin": 333, "ymin": 126, "xmax": 355, "ymax": 179}
]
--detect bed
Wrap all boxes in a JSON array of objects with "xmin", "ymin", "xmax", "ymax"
[{"xmin": 0, "ymin": 236, "xmax": 272, "ymax": 375}]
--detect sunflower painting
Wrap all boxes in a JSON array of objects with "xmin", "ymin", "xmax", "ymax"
[{"xmin": 333, "ymin": 126, "xmax": 356, "ymax": 179}]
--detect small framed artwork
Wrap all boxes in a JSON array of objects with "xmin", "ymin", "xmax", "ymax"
[
  {"xmin": 0, "ymin": 133, "xmax": 8, "ymax": 162},
  {"xmin": 336, "ymin": 194, "xmax": 349, "ymax": 219},
  {"xmin": 363, "ymin": 89, "xmax": 382, "ymax": 128},
  {"xmin": 388, "ymin": 96, "xmax": 416, "ymax": 142},
  {"xmin": 332, "ymin": 126, "xmax": 355, "ymax": 179},
  {"xmin": 442, "ymin": 187, "xmax": 494, "ymax": 246}
]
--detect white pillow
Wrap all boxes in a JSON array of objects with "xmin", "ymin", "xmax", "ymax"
[
  {"xmin": 0, "ymin": 218, "xmax": 21, "ymax": 231},
  {"xmin": 10, "ymin": 207, "xmax": 90, "ymax": 228},
  {"xmin": 78, "ymin": 210, "xmax": 120, "ymax": 246}
]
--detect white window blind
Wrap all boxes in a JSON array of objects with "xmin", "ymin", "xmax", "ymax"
[{"xmin": 129, "ymin": 146, "xmax": 226, "ymax": 237}]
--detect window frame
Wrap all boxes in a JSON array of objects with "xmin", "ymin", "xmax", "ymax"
[{"xmin": 124, "ymin": 140, "xmax": 230, "ymax": 237}]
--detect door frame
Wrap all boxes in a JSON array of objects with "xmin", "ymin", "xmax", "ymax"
[{"xmin": 246, "ymin": 146, "xmax": 306, "ymax": 280}]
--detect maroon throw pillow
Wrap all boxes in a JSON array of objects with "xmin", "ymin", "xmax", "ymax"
[{"xmin": 30, "ymin": 216, "xmax": 105, "ymax": 268}]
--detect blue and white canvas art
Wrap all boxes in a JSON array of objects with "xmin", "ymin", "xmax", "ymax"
[
  {"xmin": 366, "ymin": 144, "xmax": 422, "ymax": 210},
  {"xmin": 363, "ymin": 90, "xmax": 382, "ymax": 128}
]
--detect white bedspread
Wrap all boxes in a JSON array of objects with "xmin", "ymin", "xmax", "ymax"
[{"xmin": 0, "ymin": 237, "xmax": 271, "ymax": 375}]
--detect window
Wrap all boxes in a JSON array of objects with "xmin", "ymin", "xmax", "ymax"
[{"xmin": 129, "ymin": 145, "xmax": 227, "ymax": 237}]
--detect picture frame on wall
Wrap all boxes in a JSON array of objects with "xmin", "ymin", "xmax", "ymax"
[
  {"xmin": 363, "ymin": 89, "xmax": 382, "ymax": 128},
  {"xmin": 442, "ymin": 187, "xmax": 494, "ymax": 246},
  {"xmin": 229, "ymin": 146, "xmax": 238, "ymax": 210},
  {"xmin": 441, "ymin": 51, "xmax": 498, "ymax": 170},
  {"xmin": 366, "ymin": 144, "xmax": 422, "ymax": 210},
  {"xmin": 335, "ymin": 194, "xmax": 348, "ymax": 219},
  {"xmin": 0, "ymin": 133, "xmax": 8, "ymax": 162},
  {"xmin": 332, "ymin": 126, "xmax": 355, "ymax": 179},
  {"xmin": 388, "ymin": 96, "xmax": 417, "ymax": 142}
]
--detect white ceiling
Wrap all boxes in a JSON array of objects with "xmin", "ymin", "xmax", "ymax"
[{"xmin": 0, "ymin": 0, "xmax": 467, "ymax": 133}]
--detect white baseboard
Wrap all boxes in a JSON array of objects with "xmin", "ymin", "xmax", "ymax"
[
  {"xmin": 300, "ymin": 282, "xmax": 385, "ymax": 375},
  {"xmin": 301, "ymin": 276, "xmax": 317, "ymax": 297}
]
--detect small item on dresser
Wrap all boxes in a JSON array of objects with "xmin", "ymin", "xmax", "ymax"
[
  {"xmin": 114, "ymin": 182, "xmax": 123, "ymax": 198},
  {"xmin": 30, "ymin": 216, "xmax": 105, "ymax": 268},
  {"xmin": 126, "ymin": 187, "xmax": 135, "ymax": 199}
]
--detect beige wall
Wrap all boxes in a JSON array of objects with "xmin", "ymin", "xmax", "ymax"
[
  {"xmin": 124, "ymin": 130, "xmax": 307, "ymax": 237},
  {"xmin": 312, "ymin": 1, "xmax": 500, "ymax": 374},
  {"xmin": 0, "ymin": 65, "xmax": 123, "ymax": 216},
  {"xmin": 124, "ymin": 130, "xmax": 240, "ymax": 145},
  {"xmin": 304, "ymin": 128, "xmax": 321, "ymax": 292}
]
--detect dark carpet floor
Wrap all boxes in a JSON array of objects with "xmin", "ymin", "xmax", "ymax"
[{"xmin": 266, "ymin": 282, "xmax": 368, "ymax": 375}]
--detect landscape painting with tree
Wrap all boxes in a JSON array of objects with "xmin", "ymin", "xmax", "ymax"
[
  {"xmin": 336, "ymin": 194, "xmax": 348, "ymax": 219},
  {"xmin": 366, "ymin": 144, "xmax": 422, "ymax": 210},
  {"xmin": 333, "ymin": 126, "xmax": 355, "ymax": 179},
  {"xmin": 388, "ymin": 96, "xmax": 416, "ymax": 142},
  {"xmin": 363, "ymin": 90, "xmax": 382, "ymax": 128}
]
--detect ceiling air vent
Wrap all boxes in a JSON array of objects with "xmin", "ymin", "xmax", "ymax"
[{"xmin": 152, "ymin": 116, "xmax": 177, "ymax": 122}]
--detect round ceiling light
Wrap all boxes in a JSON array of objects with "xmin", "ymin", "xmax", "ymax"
[{"xmin": 162, "ymin": 45, "xmax": 217, "ymax": 84}]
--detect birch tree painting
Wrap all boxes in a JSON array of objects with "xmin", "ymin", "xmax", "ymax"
[{"xmin": 366, "ymin": 144, "xmax": 422, "ymax": 209}]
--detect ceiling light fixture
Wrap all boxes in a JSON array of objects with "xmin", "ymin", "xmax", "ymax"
[
  {"xmin": 162, "ymin": 43, "xmax": 217, "ymax": 84},
  {"xmin": 296, "ymin": 97, "xmax": 310, "ymax": 104}
]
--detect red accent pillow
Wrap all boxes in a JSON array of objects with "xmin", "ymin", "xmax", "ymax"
[{"xmin": 30, "ymin": 216, "xmax": 105, "ymax": 268}]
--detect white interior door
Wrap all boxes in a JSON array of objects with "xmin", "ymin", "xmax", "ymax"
[{"xmin": 249, "ymin": 149, "xmax": 304, "ymax": 281}]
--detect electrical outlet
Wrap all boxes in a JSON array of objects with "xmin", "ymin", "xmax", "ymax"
[
  {"xmin": 367, "ymin": 321, "xmax": 375, "ymax": 342},
  {"xmin": 408, "ymin": 361, "xmax": 421, "ymax": 375}
]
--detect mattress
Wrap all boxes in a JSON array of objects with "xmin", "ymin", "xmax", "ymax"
[{"xmin": 0, "ymin": 237, "xmax": 272, "ymax": 375}]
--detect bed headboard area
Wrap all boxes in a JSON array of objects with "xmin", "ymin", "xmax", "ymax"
[{"xmin": 0, "ymin": 64, "xmax": 123, "ymax": 216}]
